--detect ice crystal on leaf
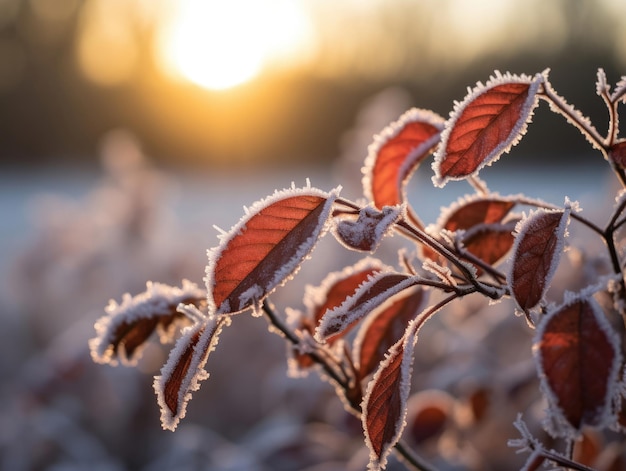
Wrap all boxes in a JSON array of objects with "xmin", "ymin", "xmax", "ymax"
[
  {"xmin": 89, "ymin": 280, "xmax": 205, "ymax": 366},
  {"xmin": 533, "ymin": 295, "xmax": 622, "ymax": 438},
  {"xmin": 205, "ymin": 186, "xmax": 339, "ymax": 315},
  {"xmin": 433, "ymin": 71, "xmax": 544, "ymax": 186},
  {"xmin": 154, "ymin": 312, "xmax": 231, "ymax": 431}
]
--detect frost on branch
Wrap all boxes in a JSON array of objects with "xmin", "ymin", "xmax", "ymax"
[
  {"xmin": 533, "ymin": 295, "xmax": 622, "ymax": 438},
  {"xmin": 333, "ymin": 205, "xmax": 401, "ymax": 252},
  {"xmin": 315, "ymin": 270, "xmax": 418, "ymax": 343},
  {"xmin": 508, "ymin": 206, "xmax": 570, "ymax": 315},
  {"xmin": 363, "ymin": 108, "xmax": 444, "ymax": 210},
  {"xmin": 89, "ymin": 280, "xmax": 206, "ymax": 366},
  {"xmin": 206, "ymin": 185, "xmax": 339, "ymax": 315},
  {"xmin": 154, "ymin": 310, "xmax": 231, "ymax": 431},
  {"xmin": 433, "ymin": 71, "xmax": 544, "ymax": 186}
]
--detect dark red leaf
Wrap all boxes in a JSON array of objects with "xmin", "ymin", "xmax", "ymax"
[
  {"xmin": 406, "ymin": 390, "xmax": 454, "ymax": 445},
  {"xmin": 90, "ymin": 281, "xmax": 205, "ymax": 366},
  {"xmin": 434, "ymin": 71, "xmax": 543, "ymax": 185},
  {"xmin": 462, "ymin": 221, "xmax": 517, "ymax": 270},
  {"xmin": 363, "ymin": 324, "xmax": 418, "ymax": 470},
  {"xmin": 609, "ymin": 140, "xmax": 626, "ymax": 168},
  {"xmin": 440, "ymin": 197, "xmax": 516, "ymax": 232},
  {"xmin": 534, "ymin": 297, "xmax": 621, "ymax": 434},
  {"xmin": 355, "ymin": 287, "xmax": 427, "ymax": 378},
  {"xmin": 207, "ymin": 187, "xmax": 338, "ymax": 314},
  {"xmin": 509, "ymin": 208, "xmax": 569, "ymax": 312},
  {"xmin": 316, "ymin": 271, "xmax": 417, "ymax": 342},
  {"xmin": 363, "ymin": 108, "xmax": 444, "ymax": 209},
  {"xmin": 154, "ymin": 315, "xmax": 230, "ymax": 431}
]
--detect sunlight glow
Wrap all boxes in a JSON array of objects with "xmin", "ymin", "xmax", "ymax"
[{"xmin": 159, "ymin": 0, "xmax": 313, "ymax": 91}]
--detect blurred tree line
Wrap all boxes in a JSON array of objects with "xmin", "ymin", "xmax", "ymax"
[{"xmin": 0, "ymin": 0, "xmax": 624, "ymax": 170}]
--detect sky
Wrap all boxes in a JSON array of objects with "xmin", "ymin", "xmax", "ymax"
[{"xmin": 1, "ymin": 0, "xmax": 625, "ymax": 169}]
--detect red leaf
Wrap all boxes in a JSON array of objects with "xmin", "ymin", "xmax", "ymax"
[
  {"xmin": 315, "ymin": 271, "xmax": 417, "ymax": 342},
  {"xmin": 207, "ymin": 187, "xmax": 338, "ymax": 314},
  {"xmin": 509, "ymin": 208, "xmax": 569, "ymax": 312},
  {"xmin": 354, "ymin": 287, "xmax": 427, "ymax": 379},
  {"xmin": 462, "ymin": 221, "xmax": 517, "ymax": 269},
  {"xmin": 308, "ymin": 258, "xmax": 385, "ymax": 334},
  {"xmin": 433, "ymin": 71, "xmax": 543, "ymax": 186},
  {"xmin": 439, "ymin": 196, "xmax": 516, "ymax": 232},
  {"xmin": 609, "ymin": 140, "xmax": 626, "ymax": 168},
  {"xmin": 363, "ymin": 320, "xmax": 420, "ymax": 470},
  {"xmin": 154, "ymin": 314, "xmax": 230, "ymax": 431},
  {"xmin": 363, "ymin": 108, "xmax": 444, "ymax": 209},
  {"xmin": 287, "ymin": 259, "xmax": 385, "ymax": 376},
  {"xmin": 406, "ymin": 390, "xmax": 455, "ymax": 445},
  {"xmin": 534, "ymin": 297, "xmax": 621, "ymax": 435},
  {"xmin": 90, "ymin": 280, "xmax": 205, "ymax": 366}
]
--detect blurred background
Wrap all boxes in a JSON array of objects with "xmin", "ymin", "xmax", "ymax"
[{"xmin": 1, "ymin": 0, "xmax": 626, "ymax": 469}]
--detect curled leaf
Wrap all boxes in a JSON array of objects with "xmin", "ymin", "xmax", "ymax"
[
  {"xmin": 433, "ymin": 71, "xmax": 544, "ymax": 186},
  {"xmin": 534, "ymin": 296, "xmax": 621, "ymax": 436},
  {"xmin": 90, "ymin": 280, "xmax": 205, "ymax": 366},
  {"xmin": 363, "ymin": 108, "xmax": 444, "ymax": 210},
  {"xmin": 154, "ymin": 311, "xmax": 231, "ymax": 431},
  {"xmin": 334, "ymin": 205, "xmax": 401, "ymax": 252},
  {"xmin": 508, "ymin": 207, "xmax": 570, "ymax": 313},
  {"xmin": 206, "ymin": 186, "xmax": 339, "ymax": 315},
  {"xmin": 315, "ymin": 271, "xmax": 418, "ymax": 343}
]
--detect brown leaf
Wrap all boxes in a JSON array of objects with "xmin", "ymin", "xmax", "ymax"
[
  {"xmin": 434, "ymin": 71, "xmax": 543, "ymax": 185},
  {"xmin": 406, "ymin": 390, "xmax": 455, "ymax": 445},
  {"xmin": 315, "ymin": 271, "xmax": 417, "ymax": 342},
  {"xmin": 363, "ymin": 108, "xmax": 444, "ymax": 209},
  {"xmin": 462, "ymin": 221, "xmax": 517, "ymax": 270},
  {"xmin": 207, "ymin": 187, "xmax": 338, "ymax": 314},
  {"xmin": 534, "ymin": 297, "xmax": 621, "ymax": 435},
  {"xmin": 440, "ymin": 196, "xmax": 516, "ymax": 232},
  {"xmin": 509, "ymin": 208, "xmax": 569, "ymax": 312},
  {"xmin": 363, "ymin": 320, "xmax": 420, "ymax": 470},
  {"xmin": 609, "ymin": 140, "xmax": 626, "ymax": 168},
  {"xmin": 90, "ymin": 280, "xmax": 205, "ymax": 366},
  {"xmin": 154, "ymin": 314, "xmax": 231, "ymax": 431},
  {"xmin": 354, "ymin": 287, "xmax": 427, "ymax": 379}
]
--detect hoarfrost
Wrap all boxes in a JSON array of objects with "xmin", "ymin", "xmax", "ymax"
[
  {"xmin": 153, "ymin": 314, "xmax": 231, "ymax": 431},
  {"xmin": 89, "ymin": 280, "xmax": 205, "ymax": 366}
]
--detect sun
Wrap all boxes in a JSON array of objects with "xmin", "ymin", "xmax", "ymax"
[{"xmin": 159, "ymin": 0, "xmax": 313, "ymax": 91}]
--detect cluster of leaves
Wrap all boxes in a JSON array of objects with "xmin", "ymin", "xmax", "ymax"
[{"xmin": 91, "ymin": 69, "xmax": 626, "ymax": 470}]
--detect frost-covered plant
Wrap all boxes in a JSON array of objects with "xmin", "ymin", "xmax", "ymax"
[{"xmin": 91, "ymin": 69, "xmax": 626, "ymax": 470}]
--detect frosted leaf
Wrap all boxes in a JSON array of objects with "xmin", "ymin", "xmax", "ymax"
[
  {"xmin": 362, "ymin": 108, "xmax": 444, "ymax": 210},
  {"xmin": 333, "ymin": 205, "xmax": 401, "ymax": 252},
  {"xmin": 433, "ymin": 70, "xmax": 544, "ymax": 186},
  {"xmin": 508, "ymin": 206, "xmax": 570, "ymax": 314},
  {"xmin": 205, "ymin": 186, "xmax": 340, "ymax": 315},
  {"xmin": 153, "ymin": 314, "xmax": 231, "ymax": 431},
  {"xmin": 533, "ymin": 295, "xmax": 622, "ymax": 439},
  {"xmin": 362, "ymin": 313, "xmax": 422, "ymax": 470},
  {"xmin": 315, "ymin": 270, "xmax": 418, "ymax": 342},
  {"xmin": 353, "ymin": 287, "xmax": 428, "ymax": 379},
  {"xmin": 89, "ymin": 280, "xmax": 205, "ymax": 366}
]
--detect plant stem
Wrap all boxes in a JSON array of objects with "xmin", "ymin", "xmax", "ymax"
[{"xmin": 261, "ymin": 299, "xmax": 439, "ymax": 471}]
